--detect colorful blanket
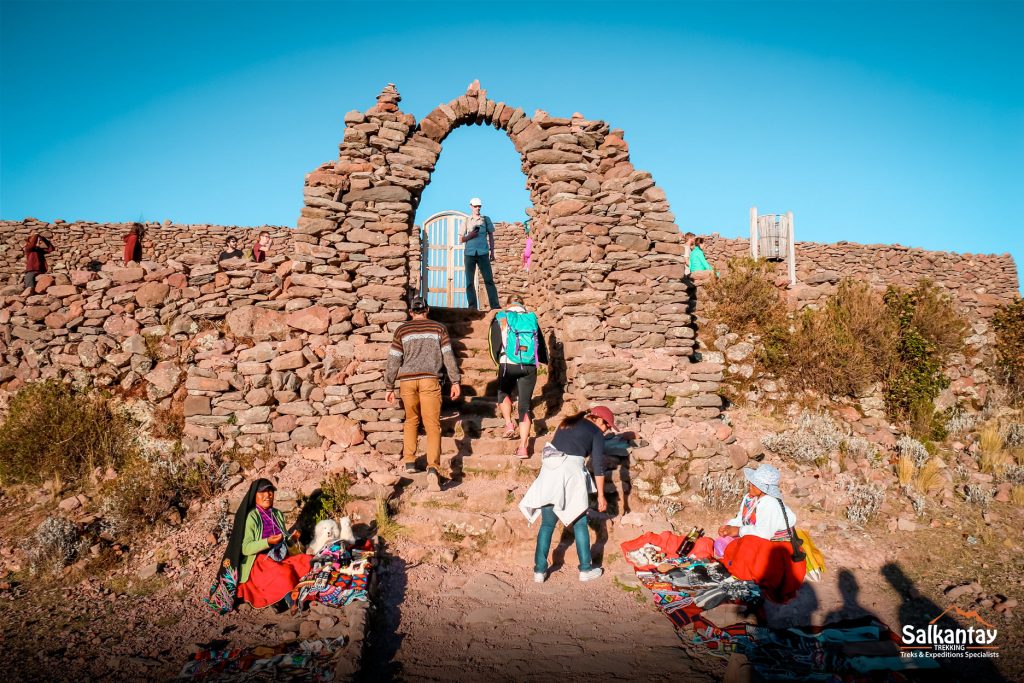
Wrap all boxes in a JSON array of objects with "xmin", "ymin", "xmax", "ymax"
[
  {"xmin": 177, "ymin": 637, "xmax": 344, "ymax": 681},
  {"xmin": 624, "ymin": 532, "xmax": 938, "ymax": 680},
  {"xmin": 290, "ymin": 539, "xmax": 373, "ymax": 609}
]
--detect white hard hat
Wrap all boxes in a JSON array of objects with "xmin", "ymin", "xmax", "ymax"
[{"xmin": 469, "ymin": 197, "xmax": 482, "ymax": 207}]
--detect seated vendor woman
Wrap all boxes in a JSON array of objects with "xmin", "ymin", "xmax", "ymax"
[
  {"xmin": 235, "ymin": 479, "xmax": 313, "ymax": 609},
  {"xmin": 692, "ymin": 463, "xmax": 806, "ymax": 603}
]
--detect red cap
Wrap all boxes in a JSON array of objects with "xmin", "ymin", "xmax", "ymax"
[{"xmin": 588, "ymin": 406, "xmax": 617, "ymax": 431}]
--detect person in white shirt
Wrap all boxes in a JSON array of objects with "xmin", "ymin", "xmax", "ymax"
[{"xmin": 718, "ymin": 463, "xmax": 796, "ymax": 544}]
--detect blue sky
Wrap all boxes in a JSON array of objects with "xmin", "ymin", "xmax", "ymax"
[{"xmin": 1, "ymin": 1, "xmax": 1021, "ymax": 279}]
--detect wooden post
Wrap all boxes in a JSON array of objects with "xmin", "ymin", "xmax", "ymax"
[
  {"xmin": 786, "ymin": 211, "xmax": 796, "ymax": 287},
  {"xmin": 750, "ymin": 206, "xmax": 758, "ymax": 259}
]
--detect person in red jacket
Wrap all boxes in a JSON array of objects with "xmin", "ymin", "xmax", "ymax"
[
  {"xmin": 252, "ymin": 232, "xmax": 272, "ymax": 263},
  {"xmin": 23, "ymin": 230, "xmax": 54, "ymax": 293},
  {"xmin": 123, "ymin": 223, "xmax": 145, "ymax": 265}
]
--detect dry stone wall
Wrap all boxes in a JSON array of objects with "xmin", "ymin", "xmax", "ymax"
[
  {"xmin": 702, "ymin": 235, "xmax": 1019, "ymax": 318},
  {"xmin": 1, "ymin": 218, "xmax": 292, "ymax": 282},
  {"xmin": 296, "ymin": 81, "xmax": 715, "ymax": 431}
]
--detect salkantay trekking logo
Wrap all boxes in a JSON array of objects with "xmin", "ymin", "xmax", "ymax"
[{"xmin": 900, "ymin": 605, "xmax": 1000, "ymax": 660}]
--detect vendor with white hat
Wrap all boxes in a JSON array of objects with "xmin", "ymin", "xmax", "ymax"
[
  {"xmin": 460, "ymin": 197, "xmax": 500, "ymax": 310},
  {"xmin": 718, "ymin": 463, "xmax": 797, "ymax": 543}
]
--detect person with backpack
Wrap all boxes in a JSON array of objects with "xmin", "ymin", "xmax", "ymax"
[
  {"xmin": 519, "ymin": 406, "xmax": 617, "ymax": 584},
  {"xmin": 489, "ymin": 297, "xmax": 548, "ymax": 459},
  {"xmin": 385, "ymin": 297, "xmax": 462, "ymax": 492}
]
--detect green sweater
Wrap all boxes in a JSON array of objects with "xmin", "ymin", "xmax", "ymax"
[
  {"xmin": 240, "ymin": 507, "xmax": 287, "ymax": 584},
  {"xmin": 689, "ymin": 246, "xmax": 713, "ymax": 272}
]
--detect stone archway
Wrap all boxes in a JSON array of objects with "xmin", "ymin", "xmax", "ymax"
[{"xmin": 294, "ymin": 82, "xmax": 720, "ymax": 449}]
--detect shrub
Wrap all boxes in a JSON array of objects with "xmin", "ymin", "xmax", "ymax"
[
  {"xmin": 963, "ymin": 484, "xmax": 993, "ymax": 509},
  {"xmin": 882, "ymin": 281, "xmax": 966, "ymax": 424},
  {"xmin": 774, "ymin": 280, "xmax": 897, "ymax": 397},
  {"xmin": 296, "ymin": 471, "xmax": 356, "ymax": 535},
  {"xmin": 1001, "ymin": 423, "xmax": 1024, "ymax": 448},
  {"xmin": 0, "ymin": 381, "xmax": 140, "ymax": 486},
  {"xmin": 102, "ymin": 454, "xmax": 225, "ymax": 536},
  {"xmin": 844, "ymin": 482, "xmax": 884, "ymax": 525},
  {"xmin": 992, "ymin": 298, "xmax": 1024, "ymax": 403},
  {"xmin": 373, "ymin": 495, "xmax": 405, "ymax": 541},
  {"xmin": 977, "ymin": 422, "xmax": 1011, "ymax": 475},
  {"xmin": 762, "ymin": 411, "xmax": 844, "ymax": 464},
  {"xmin": 704, "ymin": 257, "xmax": 787, "ymax": 335},
  {"xmin": 699, "ymin": 472, "xmax": 744, "ymax": 510},
  {"xmin": 24, "ymin": 516, "xmax": 81, "ymax": 575},
  {"xmin": 1012, "ymin": 485, "xmax": 1024, "ymax": 507},
  {"xmin": 944, "ymin": 408, "xmax": 977, "ymax": 437},
  {"xmin": 897, "ymin": 436, "xmax": 930, "ymax": 468}
]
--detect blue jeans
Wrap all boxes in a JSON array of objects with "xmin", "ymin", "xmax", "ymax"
[
  {"xmin": 464, "ymin": 252, "xmax": 500, "ymax": 309},
  {"xmin": 534, "ymin": 505, "xmax": 592, "ymax": 573}
]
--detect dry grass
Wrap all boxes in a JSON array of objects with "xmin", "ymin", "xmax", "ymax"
[
  {"xmin": 1012, "ymin": 485, "xmax": 1024, "ymax": 507},
  {"xmin": 914, "ymin": 459, "xmax": 943, "ymax": 494},
  {"xmin": 0, "ymin": 380, "xmax": 140, "ymax": 486},
  {"xmin": 978, "ymin": 422, "xmax": 1011, "ymax": 475},
  {"xmin": 704, "ymin": 257, "xmax": 786, "ymax": 335},
  {"xmin": 373, "ymin": 495, "xmax": 405, "ymax": 542},
  {"xmin": 896, "ymin": 454, "xmax": 917, "ymax": 486}
]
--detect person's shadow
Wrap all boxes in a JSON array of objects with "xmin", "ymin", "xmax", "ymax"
[
  {"xmin": 882, "ymin": 562, "xmax": 1008, "ymax": 682},
  {"xmin": 356, "ymin": 544, "xmax": 408, "ymax": 682},
  {"xmin": 822, "ymin": 568, "xmax": 871, "ymax": 625}
]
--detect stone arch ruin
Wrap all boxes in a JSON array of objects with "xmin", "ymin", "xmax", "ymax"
[{"xmin": 296, "ymin": 81, "xmax": 721, "ymax": 430}]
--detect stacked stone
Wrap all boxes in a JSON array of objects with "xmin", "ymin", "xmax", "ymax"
[
  {"xmin": 0, "ymin": 219, "xmax": 291, "ymax": 282},
  {"xmin": 489, "ymin": 221, "xmax": 529, "ymax": 302},
  {"xmin": 296, "ymin": 81, "xmax": 713, "ymax": 423},
  {"xmin": 703, "ymin": 235, "xmax": 1019, "ymax": 320}
]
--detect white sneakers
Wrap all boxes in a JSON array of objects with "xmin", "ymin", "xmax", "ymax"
[
  {"xmin": 579, "ymin": 567, "xmax": 603, "ymax": 582},
  {"xmin": 534, "ymin": 572, "xmax": 546, "ymax": 583}
]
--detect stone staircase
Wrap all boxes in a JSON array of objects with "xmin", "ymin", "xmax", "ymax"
[{"xmin": 392, "ymin": 307, "xmax": 633, "ymax": 552}]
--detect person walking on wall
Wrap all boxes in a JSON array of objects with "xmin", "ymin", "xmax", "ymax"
[
  {"xmin": 460, "ymin": 197, "xmax": 500, "ymax": 310},
  {"xmin": 489, "ymin": 297, "xmax": 548, "ymax": 459},
  {"xmin": 23, "ymin": 229, "xmax": 54, "ymax": 294},
  {"xmin": 123, "ymin": 222, "xmax": 145, "ymax": 265},
  {"xmin": 519, "ymin": 406, "xmax": 617, "ymax": 584},
  {"xmin": 385, "ymin": 297, "xmax": 462, "ymax": 492}
]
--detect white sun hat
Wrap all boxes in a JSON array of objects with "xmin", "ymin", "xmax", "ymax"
[{"xmin": 469, "ymin": 197, "xmax": 482, "ymax": 207}]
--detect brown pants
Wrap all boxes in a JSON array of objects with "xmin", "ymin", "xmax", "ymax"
[{"xmin": 400, "ymin": 378, "xmax": 442, "ymax": 469}]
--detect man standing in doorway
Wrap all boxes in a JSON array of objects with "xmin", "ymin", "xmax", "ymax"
[
  {"xmin": 385, "ymin": 297, "xmax": 462, "ymax": 492},
  {"xmin": 460, "ymin": 197, "xmax": 500, "ymax": 310}
]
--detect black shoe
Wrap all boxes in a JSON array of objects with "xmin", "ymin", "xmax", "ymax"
[{"xmin": 404, "ymin": 463, "xmax": 419, "ymax": 474}]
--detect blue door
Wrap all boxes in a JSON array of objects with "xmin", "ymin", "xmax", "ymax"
[{"xmin": 422, "ymin": 210, "xmax": 478, "ymax": 308}]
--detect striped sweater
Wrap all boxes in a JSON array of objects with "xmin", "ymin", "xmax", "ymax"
[{"xmin": 384, "ymin": 318, "xmax": 462, "ymax": 389}]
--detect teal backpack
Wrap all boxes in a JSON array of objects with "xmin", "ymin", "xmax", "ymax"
[{"xmin": 498, "ymin": 310, "xmax": 539, "ymax": 365}]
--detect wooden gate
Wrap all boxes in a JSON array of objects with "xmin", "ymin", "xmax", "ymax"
[{"xmin": 422, "ymin": 210, "xmax": 479, "ymax": 308}]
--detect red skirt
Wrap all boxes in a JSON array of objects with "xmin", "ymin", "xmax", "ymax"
[
  {"xmin": 237, "ymin": 553, "xmax": 313, "ymax": 609},
  {"xmin": 722, "ymin": 535, "xmax": 806, "ymax": 604}
]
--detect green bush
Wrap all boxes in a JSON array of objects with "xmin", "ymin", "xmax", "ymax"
[
  {"xmin": 993, "ymin": 298, "xmax": 1024, "ymax": 404},
  {"xmin": 0, "ymin": 381, "xmax": 140, "ymax": 486},
  {"xmin": 770, "ymin": 280, "xmax": 896, "ymax": 397},
  {"xmin": 883, "ymin": 281, "xmax": 966, "ymax": 426},
  {"xmin": 295, "ymin": 471, "xmax": 356, "ymax": 539}
]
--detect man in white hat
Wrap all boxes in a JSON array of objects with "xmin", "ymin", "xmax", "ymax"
[{"xmin": 460, "ymin": 197, "xmax": 500, "ymax": 310}]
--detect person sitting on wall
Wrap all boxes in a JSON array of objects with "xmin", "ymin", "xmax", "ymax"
[
  {"xmin": 460, "ymin": 197, "xmax": 500, "ymax": 311},
  {"xmin": 218, "ymin": 235, "xmax": 245, "ymax": 263},
  {"xmin": 123, "ymin": 222, "xmax": 145, "ymax": 265},
  {"xmin": 489, "ymin": 296, "xmax": 548, "ymax": 459},
  {"xmin": 23, "ymin": 229, "xmax": 54, "ymax": 294},
  {"xmin": 690, "ymin": 464, "xmax": 807, "ymax": 603},
  {"xmin": 252, "ymin": 232, "xmax": 272, "ymax": 263}
]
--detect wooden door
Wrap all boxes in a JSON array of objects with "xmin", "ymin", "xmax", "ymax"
[{"xmin": 423, "ymin": 210, "xmax": 478, "ymax": 308}]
